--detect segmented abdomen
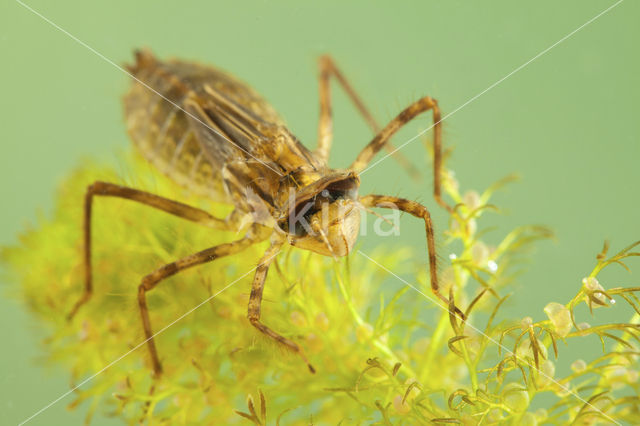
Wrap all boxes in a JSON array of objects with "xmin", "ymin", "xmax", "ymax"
[{"xmin": 123, "ymin": 52, "xmax": 226, "ymax": 201}]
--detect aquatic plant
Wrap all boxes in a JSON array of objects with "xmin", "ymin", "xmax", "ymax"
[{"xmin": 3, "ymin": 152, "xmax": 639, "ymax": 424}]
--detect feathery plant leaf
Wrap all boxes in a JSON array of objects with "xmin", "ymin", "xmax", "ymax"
[{"xmin": 2, "ymin": 151, "xmax": 639, "ymax": 424}]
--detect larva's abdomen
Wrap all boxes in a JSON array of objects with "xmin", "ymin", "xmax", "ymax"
[{"xmin": 123, "ymin": 51, "xmax": 226, "ymax": 200}]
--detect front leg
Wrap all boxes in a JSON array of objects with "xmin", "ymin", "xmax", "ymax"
[
  {"xmin": 247, "ymin": 237, "xmax": 315, "ymax": 373},
  {"xmin": 351, "ymin": 97, "xmax": 452, "ymax": 213},
  {"xmin": 359, "ymin": 194, "xmax": 463, "ymax": 318}
]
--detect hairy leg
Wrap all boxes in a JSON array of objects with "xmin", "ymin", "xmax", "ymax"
[
  {"xmin": 359, "ymin": 194, "xmax": 463, "ymax": 318},
  {"xmin": 246, "ymin": 238, "xmax": 315, "ymax": 373},
  {"xmin": 316, "ymin": 55, "xmax": 419, "ymax": 179},
  {"xmin": 352, "ymin": 97, "xmax": 452, "ymax": 213},
  {"xmin": 68, "ymin": 181, "xmax": 234, "ymax": 319},
  {"xmin": 138, "ymin": 226, "xmax": 267, "ymax": 375}
]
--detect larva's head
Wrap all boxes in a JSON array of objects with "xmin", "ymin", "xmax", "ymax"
[{"xmin": 278, "ymin": 171, "xmax": 361, "ymax": 257}]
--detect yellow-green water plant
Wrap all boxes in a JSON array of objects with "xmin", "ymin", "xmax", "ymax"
[{"xmin": 2, "ymin": 151, "xmax": 639, "ymax": 424}]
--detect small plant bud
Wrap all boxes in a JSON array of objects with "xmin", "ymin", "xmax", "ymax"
[
  {"xmin": 393, "ymin": 394, "xmax": 411, "ymax": 414},
  {"xmin": 502, "ymin": 383, "xmax": 530, "ymax": 412},
  {"xmin": 556, "ymin": 381, "xmax": 574, "ymax": 397},
  {"xmin": 306, "ymin": 333, "xmax": 323, "ymax": 352},
  {"xmin": 487, "ymin": 408, "xmax": 504, "ymax": 422},
  {"xmin": 582, "ymin": 276, "xmax": 612, "ymax": 306},
  {"xmin": 452, "ymin": 218, "xmax": 476, "ymax": 236},
  {"xmin": 314, "ymin": 312, "xmax": 330, "ymax": 331},
  {"xmin": 617, "ymin": 355, "xmax": 632, "ymax": 366},
  {"xmin": 534, "ymin": 408, "xmax": 548, "ymax": 421},
  {"xmin": 412, "ymin": 337, "xmax": 430, "ymax": 354},
  {"xmin": 577, "ymin": 322, "xmax": 591, "ymax": 330},
  {"xmin": 544, "ymin": 302, "xmax": 572, "ymax": 337},
  {"xmin": 605, "ymin": 367, "xmax": 629, "ymax": 390},
  {"xmin": 377, "ymin": 332, "xmax": 389, "ymax": 346},
  {"xmin": 290, "ymin": 310, "xmax": 307, "ymax": 328},
  {"xmin": 536, "ymin": 360, "xmax": 555, "ymax": 388},
  {"xmin": 463, "ymin": 190, "xmax": 480, "ymax": 211},
  {"xmin": 467, "ymin": 218, "xmax": 477, "ymax": 236},
  {"xmin": 582, "ymin": 276, "xmax": 601, "ymax": 291},
  {"xmin": 571, "ymin": 359, "xmax": 587, "ymax": 372},
  {"xmin": 445, "ymin": 170, "xmax": 459, "ymax": 194},
  {"xmin": 517, "ymin": 338, "xmax": 548, "ymax": 360},
  {"xmin": 520, "ymin": 412, "xmax": 538, "ymax": 426},
  {"xmin": 356, "ymin": 322, "xmax": 374, "ymax": 342},
  {"xmin": 521, "ymin": 317, "xmax": 533, "ymax": 329},
  {"xmin": 578, "ymin": 397, "xmax": 613, "ymax": 422},
  {"xmin": 471, "ymin": 242, "xmax": 489, "ymax": 266},
  {"xmin": 78, "ymin": 320, "xmax": 91, "ymax": 341}
]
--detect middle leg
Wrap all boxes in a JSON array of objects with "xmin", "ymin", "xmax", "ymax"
[{"xmin": 359, "ymin": 194, "xmax": 463, "ymax": 318}]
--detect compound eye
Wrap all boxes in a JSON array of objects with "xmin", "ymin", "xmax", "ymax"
[
  {"xmin": 325, "ymin": 177, "xmax": 359, "ymax": 201},
  {"xmin": 319, "ymin": 188, "xmax": 343, "ymax": 202}
]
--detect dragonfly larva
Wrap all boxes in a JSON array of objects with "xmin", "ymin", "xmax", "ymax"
[{"xmin": 68, "ymin": 49, "xmax": 459, "ymax": 375}]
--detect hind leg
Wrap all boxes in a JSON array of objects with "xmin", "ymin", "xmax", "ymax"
[
  {"xmin": 68, "ymin": 181, "xmax": 234, "ymax": 320},
  {"xmin": 315, "ymin": 55, "xmax": 420, "ymax": 180}
]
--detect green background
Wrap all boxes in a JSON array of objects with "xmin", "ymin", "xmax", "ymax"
[{"xmin": 1, "ymin": 1, "xmax": 638, "ymax": 424}]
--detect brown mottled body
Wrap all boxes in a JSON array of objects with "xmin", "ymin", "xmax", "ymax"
[
  {"xmin": 68, "ymin": 50, "xmax": 456, "ymax": 376},
  {"xmin": 122, "ymin": 52, "xmax": 322, "ymax": 207}
]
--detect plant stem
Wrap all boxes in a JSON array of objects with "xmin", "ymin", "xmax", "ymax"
[{"xmin": 333, "ymin": 263, "xmax": 419, "ymax": 379}]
